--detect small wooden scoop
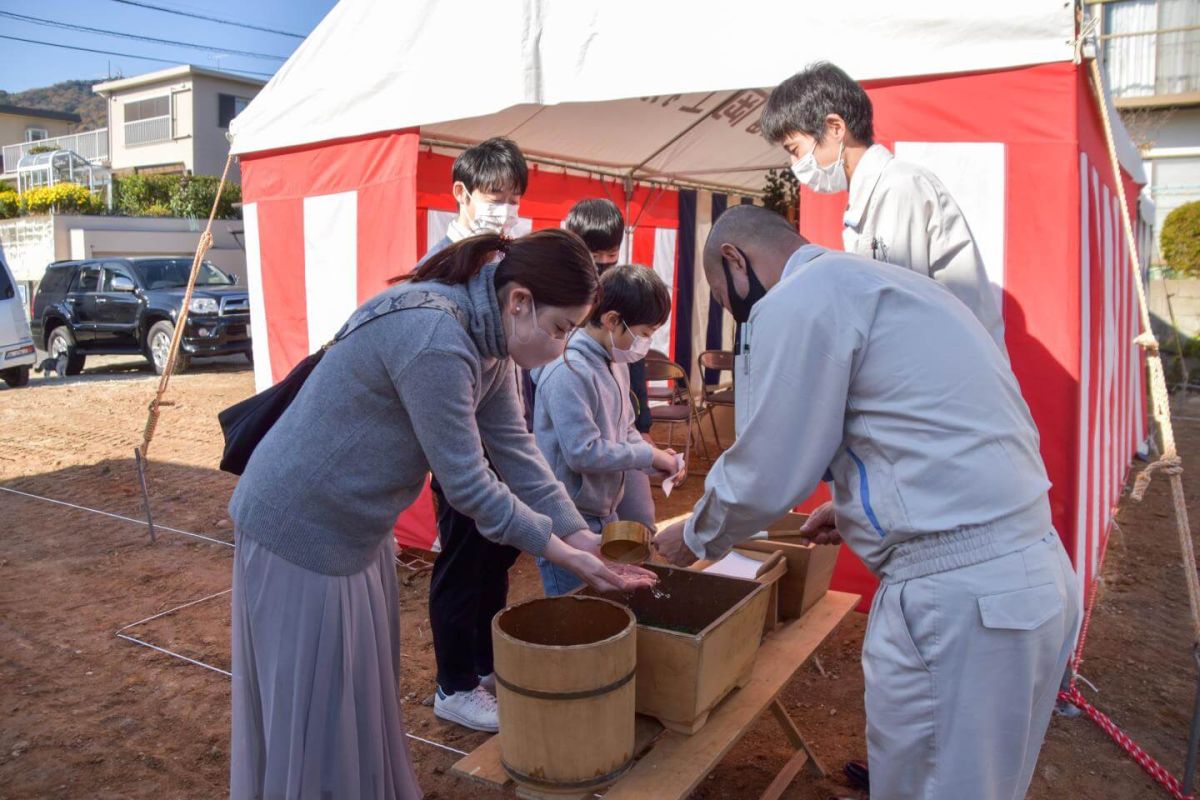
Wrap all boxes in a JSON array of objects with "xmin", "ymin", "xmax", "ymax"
[{"xmin": 600, "ymin": 521, "xmax": 651, "ymax": 564}]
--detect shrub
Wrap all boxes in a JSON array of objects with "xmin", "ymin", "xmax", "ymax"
[
  {"xmin": 170, "ymin": 174, "xmax": 241, "ymax": 220},
  {"xmin": 0, "ymin": 189, "xmax": 18, "ymax": 219},
  {"xmin": 18, "ymin": 183, "xmax": 103, "ymax": 215},
  {"xmin": 112, "ymin": 174, "xmax": 179, "ymax": 217},
  {"xmin": 763, "ymin": 167, "xmax": 799, "ymax": 224},
  {"xmin": 1161, "ymin": 201, "xmax": 1200, "ymax": 277}
]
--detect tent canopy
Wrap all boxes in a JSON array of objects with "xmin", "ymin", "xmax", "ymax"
[{"xmin": 230, "ymin": 0, "xmax": 1079, "ymax": 193}]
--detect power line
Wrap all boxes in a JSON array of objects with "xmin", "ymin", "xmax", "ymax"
[
  {"xmin": 0, "ymin": 34, "xmax": 275, "ymax": 78},
  {"xmin": 0, "ymin": 11, "xmax": 289, "ymax": 61},
  {"xmin": 109, "ymin": 0, "xmax": 306, "ymax": 39}
]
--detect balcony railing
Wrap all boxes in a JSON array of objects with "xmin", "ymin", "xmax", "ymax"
[
  {"xmin": 124, "ymin": 115, "xmax": 172, "ymax": 147},
  {"xmin": 1, "ymin": 128, "xmax": 108, "ymax": 175}
]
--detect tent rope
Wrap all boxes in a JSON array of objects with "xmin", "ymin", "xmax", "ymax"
[
  {"xmin": 138, "ymin": 152, "xmax": 235, "ymax": 458},
  {"xmin": 1085, "ymin": 55, "xmax": 1199, "ymax": 646}
]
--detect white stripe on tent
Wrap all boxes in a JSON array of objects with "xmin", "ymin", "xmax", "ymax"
[
  {"xmin": 894, "ymin": 142, "xmax": 1007, "ymax": 316},
  {"xmin": 242, "ymin": 202, "xmax": 274, "ymax": 393},
  {"xmin": 651, "ymin": 227, "xmax": 677, "ymax": 357},
  {"xmin": 1075, "ymin": 153, "xmax": 1090, "ymax": 601},
  {"xmin": 1089, "ymin": 169, "xmax": 1102, "ymax": 583},
  {"xmin": 303, "ymin": 191, "xmax": 359, "ymax": 353}
]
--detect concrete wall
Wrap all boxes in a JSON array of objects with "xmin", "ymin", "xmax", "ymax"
[
  {"xmin": 191, "ymin": 76, "xmax": 261, "ymax": 182},
  {"xmin": 1150, "ymin": 278, "xmax": 1200, "ymax": 341},
  {"xmin": 106, "ymin": 78, "xmax": 193, "ymax": 174},
  {"xmin": 0, "ymin": 213, "xmax": 246, "ymax": 284}
]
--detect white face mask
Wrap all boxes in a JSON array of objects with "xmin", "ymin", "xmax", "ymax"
[
  {"xmin": 508, "ymin": 297, "xmax": 566, "ymax": 369},
  {"xmin": 790, "ymin": 140, "xmax": 847, "ymax": 194},
  {"xmin": 610, "ymin": 321, "xmax": 652, "ymax": 364},
  {"xmin": 469, "ymin": 198, "xmax": 520, "ymax": 235}
]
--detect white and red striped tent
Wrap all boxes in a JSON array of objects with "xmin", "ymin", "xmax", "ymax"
[{"xmin": 229, "ymin": 0, "xmax": 1148, "ymax": 606}]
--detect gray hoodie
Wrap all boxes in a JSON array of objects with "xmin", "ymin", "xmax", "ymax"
[
  {"xmin": 532, "ymin": 333, "xmax": 655, "ymax": 523},
  {"xmin": 230, "ymin": 263, "xmax": 588, "ymax": 576}
]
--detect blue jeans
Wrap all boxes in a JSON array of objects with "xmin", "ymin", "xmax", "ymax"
[{"xmin": 537, "ymin": 558, "xmax": 584, "ymax": 596}]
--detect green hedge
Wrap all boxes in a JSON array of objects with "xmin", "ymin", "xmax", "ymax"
[
  {"xmin": 0, "ymin": 189, "xmax": 17, "ymax": 219},
  {"xmin": 111, "ymin": 173, "xmax": 241, "ymax": 220},
  {"xmin": 1161, "ymin": 201, "xmax": 1200, "ymax": 277}
]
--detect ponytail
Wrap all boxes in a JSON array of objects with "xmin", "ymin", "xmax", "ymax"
[
  {"xmin": 389, "ymin": 233, "xmax": 508, "ymax": 285},
  {"xmin": 390, "ymin": 229, "xmax": 600, "ymax": 311}
]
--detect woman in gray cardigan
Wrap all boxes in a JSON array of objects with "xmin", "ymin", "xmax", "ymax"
[{"xmin": 228, "ymin": 229, "xmax": 655, "ymax": 800}]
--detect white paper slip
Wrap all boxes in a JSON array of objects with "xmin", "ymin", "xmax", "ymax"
[
  {"xmin": 702, "ymin": 550, "xmax": 763, "ymax": 580},
  {"xmin": 661, "ymin": 453, "xmax": 686, "ymax": 497}
]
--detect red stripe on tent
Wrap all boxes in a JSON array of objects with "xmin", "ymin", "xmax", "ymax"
[
  {"xmin": 632, "ymin": 226, "xmax": 656, "ymax": 267},
  {"xmin": 356, "ymin": 137, "xmax": 420, "ymax": 295},
  {"xmin": 241, "ymin": 129, "xmax": 420, "ymax": 203},
  {"xmin": 255, "ymin": 199, "xmax": 309, "ymax": 381}
]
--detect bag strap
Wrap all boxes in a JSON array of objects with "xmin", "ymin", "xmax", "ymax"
[{"xmin": 324, "ymin": 289, "xmax": 469, "ymax": 350}]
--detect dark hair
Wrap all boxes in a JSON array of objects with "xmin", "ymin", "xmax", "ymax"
[
  {"xmin": 760, "ymin": 61, "xmax": 874, "ymax": 146},
  {"xmin": 452, "ymin": 137, "xmax": 529, "ymax": 195},
  {"xmin": 565, "ymin": 198, "xmax": 624, "ymax": 254},
  {"xmin": 588, "ymin": 265, "xmax": 670, "ymax": 328},
  {"xmin": 394, "ymin": 229, "xmax": 599, "ymax": 310}
]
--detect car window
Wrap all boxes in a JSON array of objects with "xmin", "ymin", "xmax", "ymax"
[
  {"xmin": 39, "ymin": 267, "xmax": 69, "ymax": 296},
  {"xmin": 0, "ymin": 263, "xmax": 13, "ymax": 299},
  {"xmin": 102, "ymin": 266, "xmax": 135, "ymax": 292},
  {"xmin": 70, "ymin": 266, "xmax": 101, "ymax": 294}
]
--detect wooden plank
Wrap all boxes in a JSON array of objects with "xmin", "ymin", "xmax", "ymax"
[
  {"xmin": 601, "ymin": 591, "xmax": 859, "ymax": 800},
  {"xmin": 770, "ymin": 700, "xmax": 827, "ymax": 778},
  {"xmin": 452, "ymin": 712, "xmax": 665, "ymax": 790},
  {"xmin": 758, "ymin": 747, "xmax": 810, "ymax": 800},
  {"xmin": 451, "ymin": 734, "xmax": 509, "ymax": 789}
]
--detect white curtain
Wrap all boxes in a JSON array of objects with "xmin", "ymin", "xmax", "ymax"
[
  {"xmin": 1103, "ymin": 0, "xmax": 1158, "ymax": 97},
  {"xmin": 1156, "ymin": 0, "xmax": 1200, "ymax": 96}
]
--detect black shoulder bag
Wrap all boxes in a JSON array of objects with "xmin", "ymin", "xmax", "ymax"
[{"xmin": 217, "ymin": 290, "xmax": 468, "ymax": 475}]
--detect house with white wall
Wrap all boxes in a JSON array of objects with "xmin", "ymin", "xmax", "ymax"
[
  {"xmin": 93, "ymin": 65, "xmax": 265, "ymax": 182},
  {"xmin": 0, "ymin": 104, "xmax": 81, "ymax": 176}
]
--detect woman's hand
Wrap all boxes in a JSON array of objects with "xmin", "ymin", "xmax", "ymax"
[
  {"xmin": 652, "ymin": 517, "xmax": 698, "ymax": 567},
  {"xmin": 562, "ymin": 529, "xmax": 602, "ymax": 557},
  {"xmin": 799, "ymin": 501, "xmax": 842, "ymax": 545},
  {"xmin": 543, "ymin": 535, "xmax": 658, "ymax": 593}
]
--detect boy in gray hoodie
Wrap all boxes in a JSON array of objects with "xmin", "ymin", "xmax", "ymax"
[{"xmin": 532, "ymin": 265, "xmax": 681, "ymax": 594}]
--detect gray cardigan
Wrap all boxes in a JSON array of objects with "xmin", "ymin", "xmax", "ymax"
[
  {"xmin": 230, "ymin": 263, "xmax": 589, "ymax": 575},
  {"xmin": 532, "ymin": 333, "xmax": 655, "ymax": 521}
]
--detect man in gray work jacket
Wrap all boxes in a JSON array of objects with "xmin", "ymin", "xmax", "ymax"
[{"xmin": 654, "ymin": 205, "xmax": 1079, "ymax": 800}]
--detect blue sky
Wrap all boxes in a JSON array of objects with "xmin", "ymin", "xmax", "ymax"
[{"xmin": 0, "ymin": 0, "xmax": 337, "ymax": 92}]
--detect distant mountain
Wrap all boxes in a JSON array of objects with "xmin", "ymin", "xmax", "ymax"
[{"xmin": 0, "ymin": 80, "xmax": 107, "ymax": 131}]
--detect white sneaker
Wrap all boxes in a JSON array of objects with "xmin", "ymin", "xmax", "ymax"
[
  {"xmin": 434, "ymin": 685, "xmax": 499, "ymax": 732},
  {"xmin": 478, "ymin": 673, "xmax": 496, "ymax": 695}
]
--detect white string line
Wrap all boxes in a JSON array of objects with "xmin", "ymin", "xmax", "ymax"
[
  {"xmin": 6, "ymin": 485, "xmax": 467, "ymax": 759},
  {"xmin": 0, "ymin": 485, "xmax": 234, "ymax": 548}
]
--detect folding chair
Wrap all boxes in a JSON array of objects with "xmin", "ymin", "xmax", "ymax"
[
  {"xmin": 645, "ymin": 348, "xmax": 684, "ymax": 404},
  {"xmin": 697, "ymin": 350, "xmax": 735, "ymax": 450},
  {"xmin": 644, "ymin": 356, "xmax": 711, "ymax": 483}
]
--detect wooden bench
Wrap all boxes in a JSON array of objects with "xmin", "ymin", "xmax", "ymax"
[{"xmin": 451, "ymin": 590, "xmax": 860, "ymax": 800}]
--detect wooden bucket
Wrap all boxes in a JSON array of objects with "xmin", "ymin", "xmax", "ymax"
[
  {"xmin": 600, "ymin": 520, "xmax": 650, "ymax": 564},
  {"xmin": 492, "ymin": 595, "xmax": 637, "ymax": 794}
]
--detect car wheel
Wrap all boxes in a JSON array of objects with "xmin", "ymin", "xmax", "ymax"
[
  {"xmin": 148, "ymin": 320, "xmax": 189, "ymax": 375},
  {"xmin": 2, "ymin": 366, "xmax": 30, "ymax": 388},
  {"xmin": 47, "ymin": 327, "xmax": 86, "ymax": 375}
]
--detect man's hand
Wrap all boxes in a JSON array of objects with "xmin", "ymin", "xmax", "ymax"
[
  {"xmin": 652, "ymin": 518, "xmax": 698, "ymax": 567},
  {"xmin": 651, "ymin": 447, "xmax": 680, "ymax": 476},
  {"xmin": 799, "ymin": 501, "xmax": 842, "ymax": 545}
]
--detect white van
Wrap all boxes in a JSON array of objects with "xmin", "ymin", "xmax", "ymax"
[{"xmin": 0, "ymin": 254, "xmax": 36, "ymax": 388}]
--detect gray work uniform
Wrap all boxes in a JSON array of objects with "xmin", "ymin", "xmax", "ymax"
[
  {"xmin": 844, "ymin": 143, "xmax": 1007, "ymax": 357},
  {"xmin": 685, "ymin": 244, "xmax": 1079, "ymax": 800}
]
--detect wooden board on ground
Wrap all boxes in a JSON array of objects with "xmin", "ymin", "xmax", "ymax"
[{"xmin": 451, "ymin": 590, "xmax": 859, "ymax": 800}]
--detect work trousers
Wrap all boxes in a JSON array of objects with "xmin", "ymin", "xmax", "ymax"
[
  {"xmin": 428, "ymin": 477, "xmax": 520, "ymax": 694},
  {"xmin": 863, "ymin": 531, "xmax": 1080, "ymax": 800}
]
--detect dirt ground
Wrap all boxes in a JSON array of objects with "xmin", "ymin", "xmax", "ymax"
[{"xmin": 2, "ymin": 355, "xmax": 1199, "ymax": 799}]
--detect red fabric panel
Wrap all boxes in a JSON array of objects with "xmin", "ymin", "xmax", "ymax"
[
  {"xmin": 240, "ymin": 130, "xmax": 420, "ymax": 202},
  {"xmin": 357, "ymin": 136, "xmax": 419, "ymax": 295},
  {"xmin": 254, "ymin": 199, "xmax": 309, "ymax": 381},
  {"xmin": 631, "ymin": 226, "xmax": 656, "ymax": 267}
]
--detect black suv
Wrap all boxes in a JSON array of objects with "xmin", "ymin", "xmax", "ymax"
[{"xmin": 31, "ymin": 257, "xmax": 252, "ymax": 375}]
